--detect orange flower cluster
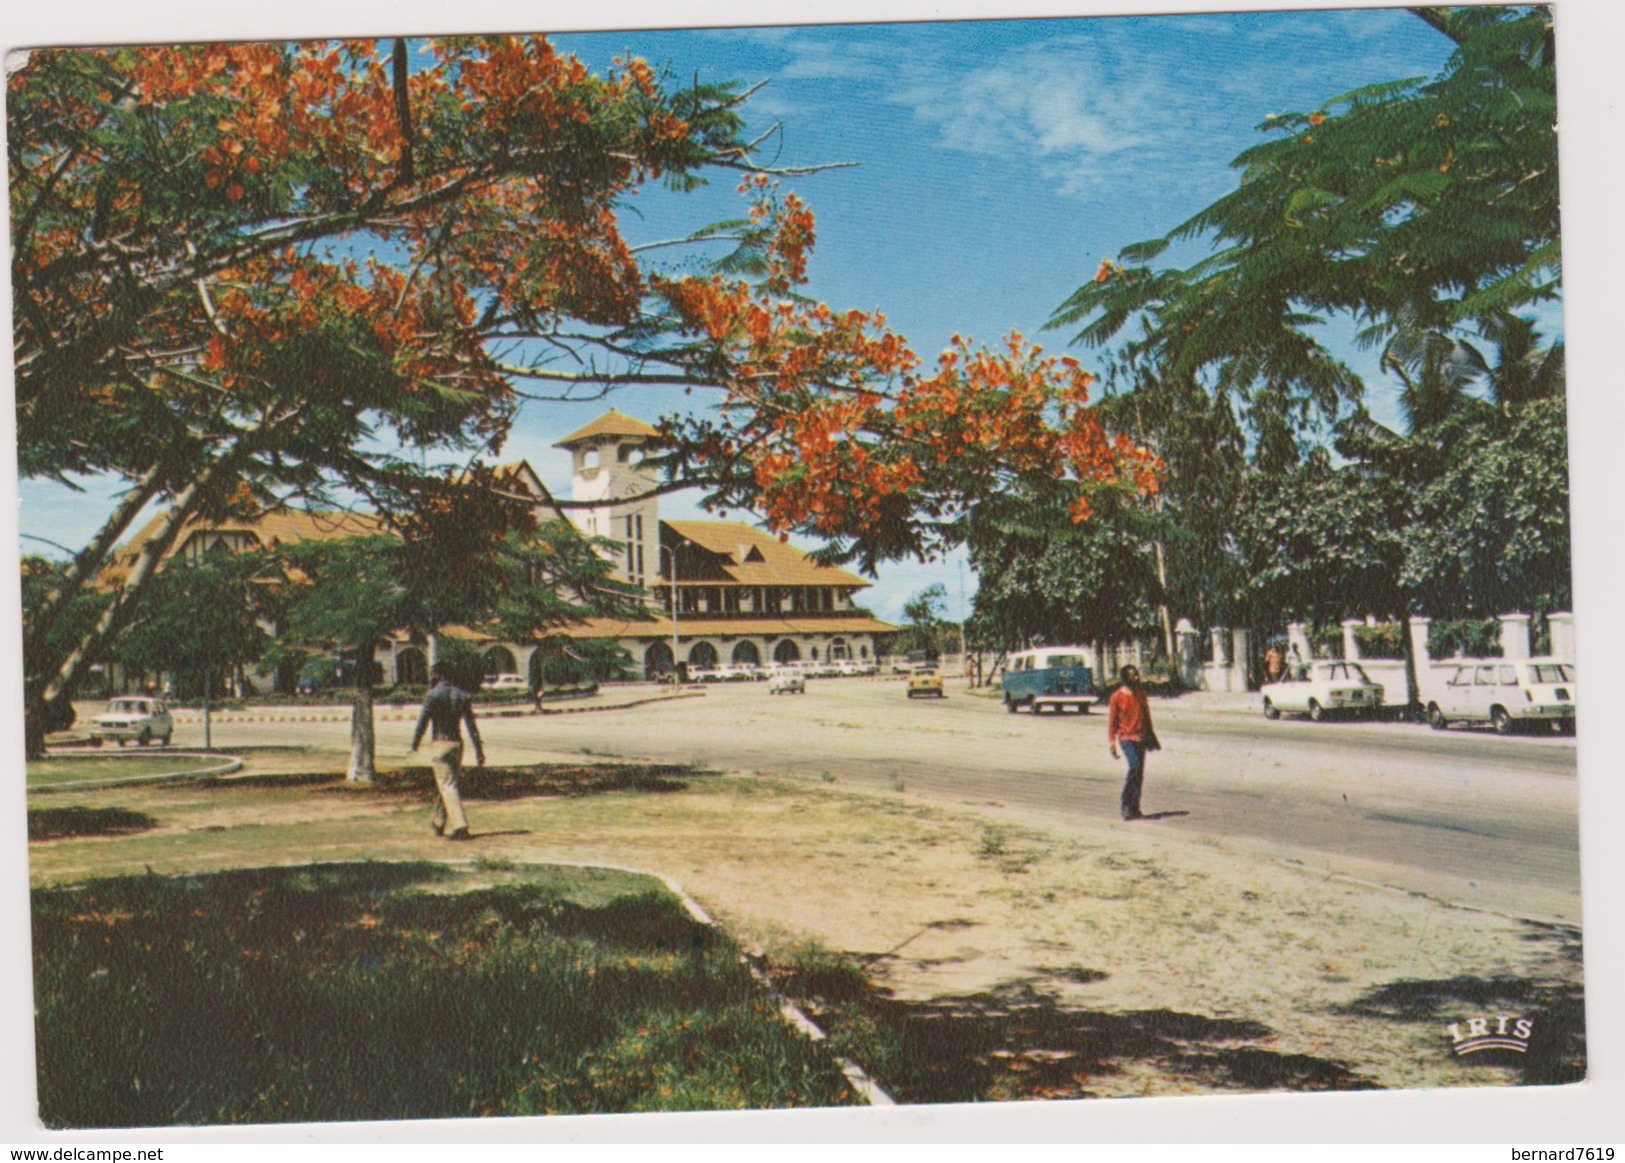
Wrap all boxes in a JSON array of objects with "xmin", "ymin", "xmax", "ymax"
[{"xmin": 657, "ymin": 191, "xmax": 1160, "ymax": 545}]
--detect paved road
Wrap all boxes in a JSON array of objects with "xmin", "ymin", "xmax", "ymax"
[{"xmin": 157, "ymin": 678, "xmax": 1584, "ymax": 922}]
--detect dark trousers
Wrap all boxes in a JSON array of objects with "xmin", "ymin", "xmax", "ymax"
[{"xmin": 1120, "ymin": 739, "xmax": 1146, "ymax": 819}]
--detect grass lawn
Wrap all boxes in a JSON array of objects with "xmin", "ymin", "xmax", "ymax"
[
  {"xmin": 27, "ymin": 753, "xmax": 229, "ymax": 789},
  {"xmin": 32, "ymin": 859, "xmax": 860, "ymax": 1128}
]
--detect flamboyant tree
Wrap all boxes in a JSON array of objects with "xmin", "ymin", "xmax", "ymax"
[{"xmin": 13, "ymin": 37, "xmax": 1157, "ymax": 754}]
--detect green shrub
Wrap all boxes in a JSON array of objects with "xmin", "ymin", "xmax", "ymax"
[
  {"xmin": 1307, "ymin": 623, "xmax": 1344, "ymax": 659},
  {"xmin": 1353, "ymin": 623, "xmax": 1405, "ymax": 660},
  {"xmin": 1429, "ymin": 619, "xmax": 1502, "ymax": 660}
]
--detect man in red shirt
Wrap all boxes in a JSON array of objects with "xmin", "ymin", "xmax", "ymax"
[{"xmin": 1106, "ymin": 664, "xmax": 1157, "ymax": 821}]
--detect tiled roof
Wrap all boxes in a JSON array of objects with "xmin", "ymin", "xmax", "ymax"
[
  {"xmin": 554, "ymin": 410, "xmax": 662, "ymax": 448},
  {"xmin": 663, "ymin": 521, "xmax": 870, "ymax": 589},
  {"xmin": 554, "ymin": 614, "xmax": 897, "ymax": 639},
  {"xmin": 103, "ymin": 507, "xmax": 386, "ymax": 584}
]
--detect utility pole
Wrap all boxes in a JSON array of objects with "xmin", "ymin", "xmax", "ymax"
[{"xmin": 661, "ymin": 543, "xmax": 681, "ymax": 683}]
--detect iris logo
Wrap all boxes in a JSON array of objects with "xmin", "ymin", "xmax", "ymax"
[{"xmin": 1447, "ymin": 1014, "xmax": 1533, "ymax": 1055}]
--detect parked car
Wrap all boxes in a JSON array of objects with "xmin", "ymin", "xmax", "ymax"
[
  {"xmin": 688, "ymin": 664, "xmax": 727, "ymax": 683},
  {"xmin": 90, "ymin": 697, "xmax": 173, "ymax": 747},
  {"xmin": 768, "ymin": 670, "xmax": 806, "ymax": 695},
  {"xmin": 1426, "ymin": 660, "xmax": 1577, "ymax": 735},
  {"xmin": 1260, "ymin": 661, "xmax": 1385, "ymax": 721},
  {"xmin": 907, "ymin": 666, "xmax": 945, "ymax": 699},
  {"xmin": 1001, "ymin": 646, "xmax": 1097, "ymax": 714},
  {"xmin": 484, "ymin": 673, "xmax": 530, "ymax": 692}
]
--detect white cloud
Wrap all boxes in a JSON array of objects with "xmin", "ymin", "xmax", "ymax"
[{"xmin": 882, "ymin": 31, "xmax": 1239, "ymax": 202}]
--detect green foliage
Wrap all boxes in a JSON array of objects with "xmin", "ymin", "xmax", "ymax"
[
  {"xmin": 1428, "ymin": 618, "xmax": 1502, "ymax": 660},
  {"xmin": 1047, "ymin": 9, "xmax": 1566, "ymax": 642},
  {"xmin": 894, "ymin": 583, "xmax": 952, "ymax": 659},
  {"xmin": 486, "ymin": 521, "xmax": 650, "ymax": 646},
  {"xmin": 21, "ymin": 556, "xmax": 113, "ymax": 722},
  {"xmin": 431, "ymin": 638, "xmax": 489, "ymax": 693},
  {"xmin": 1402, "ymin": 397, "xmax": 1571, "ymax": 616},
  {"xmin": 1090, "ymin": 353, "xmax": 1249, "ymax": 627},
  {"xmin": 278, "ymin": 535, "xmax": 411, "ymax": 671},
  {"xmin": 115, "ymin": 551, "xmax": 277, "ymax": 695},
  {"xmin": 967, "ymin": 482, "xmax": 1162, "ymax": 650},
  {"xmin": 1307, "ymin": 623, "xmax": 1345, "ymax": 661},
  {"xmin": 27, "ymin": 807, "xmax": 156, "ymax": 841},
  {"xmin": 31, "ymin": 864, "xmax": 856, "ymax": 1127},
  {"xmin": 1233, "ymin": 455, "xmax": 1409, "ymax": 625},
  {"xmin": 533, "ymin": 638, "xmax": 637, "ymax": 687},
  {"xmin": 1353, "ymin": 623, "xmax": 1405, "ymax": 661},
  {"xmin": 1055, "ymin": 8, "xmax": 1558, "ymax": 385}
]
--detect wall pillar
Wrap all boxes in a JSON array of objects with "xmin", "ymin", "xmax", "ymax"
[
  {"xmin": 1500, "ymin": 613, "xmax": 1532, "ymax": 661},
  {"xmin": 1548, "ymin": 612, "xmax": 1576, "ymax": 663},
  {"xmin": 1409, "ymin": 615, "xmax": 1432, "ymax": 663},
  {"xmin": 1210, "ymin": 626, "xmax": 1229, "ymax": 666},
  {"xmin": 1175, "ymin": 618, "xmax": 1201, "ymax": 689},
  {"xmin": 1231, "ymin": 627, "xmax": 1252, "ymax": 690},
  {"xmin": 1341, "ymin": 618, "xmax": 1363, "ymax": 661},
  {"xmin": 1287, "ymin": 621, "xmax": 1311, "ymax": 663}
]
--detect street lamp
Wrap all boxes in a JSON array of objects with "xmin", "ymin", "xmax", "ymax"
[{"xmin": 659, "ymin": 542, "xmax": 681, "ymax": 683}]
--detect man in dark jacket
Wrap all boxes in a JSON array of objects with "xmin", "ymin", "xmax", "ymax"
[{"xmin": 410, "ymin": 663, "xmax": 485, "ymax": 840}]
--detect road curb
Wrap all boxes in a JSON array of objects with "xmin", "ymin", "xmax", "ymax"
[
  {"xmin": 28, "ymin": 753, "xmax": 245, "ymax": 794},
  {"xmin": 534, "ymin": 858, "xmax": 894, "ymax": 1107},
  {"xmin": 160, "ymin": 691, "xmax": 708, "ymax": 725},
  {"xmin": 538, "ymin": 689, "xmax": 708, "ymax": 715}
]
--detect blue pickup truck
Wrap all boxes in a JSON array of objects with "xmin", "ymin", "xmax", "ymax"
[{"xmin": 1001, "ymin": 646, "xmax": 1098, "ymax": 715}]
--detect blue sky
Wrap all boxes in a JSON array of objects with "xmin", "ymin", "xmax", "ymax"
[{"xmin": 13, "ymin": 10, "xmax": 1523, "ymax": 623}]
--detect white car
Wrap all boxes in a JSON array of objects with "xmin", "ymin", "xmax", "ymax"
[
  {"xmin": 1427, "ymin": 660, "xmax": 1576, "ymax": 735},
  {"xmin": 1260, "ymin": 661, "xmax": 1385, "ymax": 722},
  {"xmin": 90, "ymin": 697, "xmax": 173, "ymax": 747},
  {"xmin": 767, "ymin": 670, "xmax": 806, "ymax": 695},
  {"xmin": 484, "ymin": 673, "xmax": 530, "ymax": 692}
]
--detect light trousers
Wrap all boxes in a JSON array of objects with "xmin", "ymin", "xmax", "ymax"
[{"xmin": 425, "ymin": 740, "xmax": 469, "ymax": 834}]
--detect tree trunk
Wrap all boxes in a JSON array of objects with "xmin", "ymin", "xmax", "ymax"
[
  {"xmin": 23, "ymin": 693, "xmax": 49, "ymax": 761},
  {"xmin": 1153, "ymin": 538, "xmax": 1175, "ymax": 666},
  {"xmin": 348, "ymin": 640, "xmax": 377, "ymax": 784},
  {"xmin": 24, "ymin": 463, "xmax": 165, "ymax": 676},
  {"xmin": 1400, "ymin": 608, "xmax": 1422, "ymax": 716}
]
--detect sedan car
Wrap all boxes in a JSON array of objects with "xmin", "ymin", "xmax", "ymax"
[
  {"xmin": 90, "ymin": 697, "xmax": 173, "ymax": 747},
  {"xmin": 767, "ymin": 670, "xmax": 806, "ymax": 695},
  {"xmin": 906, "ymin": 667, "xmax": 945, "ymax": 699},
  {"xmin": 1260, "ymin": 661, "xmax": 1384, "ymax": 722},
  {"xmin": 484, "ymin": 673, "xmax": 530, "ymax": 692},
  {"xmin": 1427, "ymin": 660, "xmax": 1576, "ymax": 735}
]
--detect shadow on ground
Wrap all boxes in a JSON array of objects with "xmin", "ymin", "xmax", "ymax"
[
  {"xmin": 772, "ymin": 968, "xmax": 1379, "ymax": 1102},
  {"xmin": 29, "ymin": 806, "xmax": 158, "ymax": 842},
  {"xmin": 307, "ymin": 762, "xmax": 707, "ymax": 802},
  {"xmin": 1338, "ymin": 922, "xmax": 1585, "ymax": 1086}
]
